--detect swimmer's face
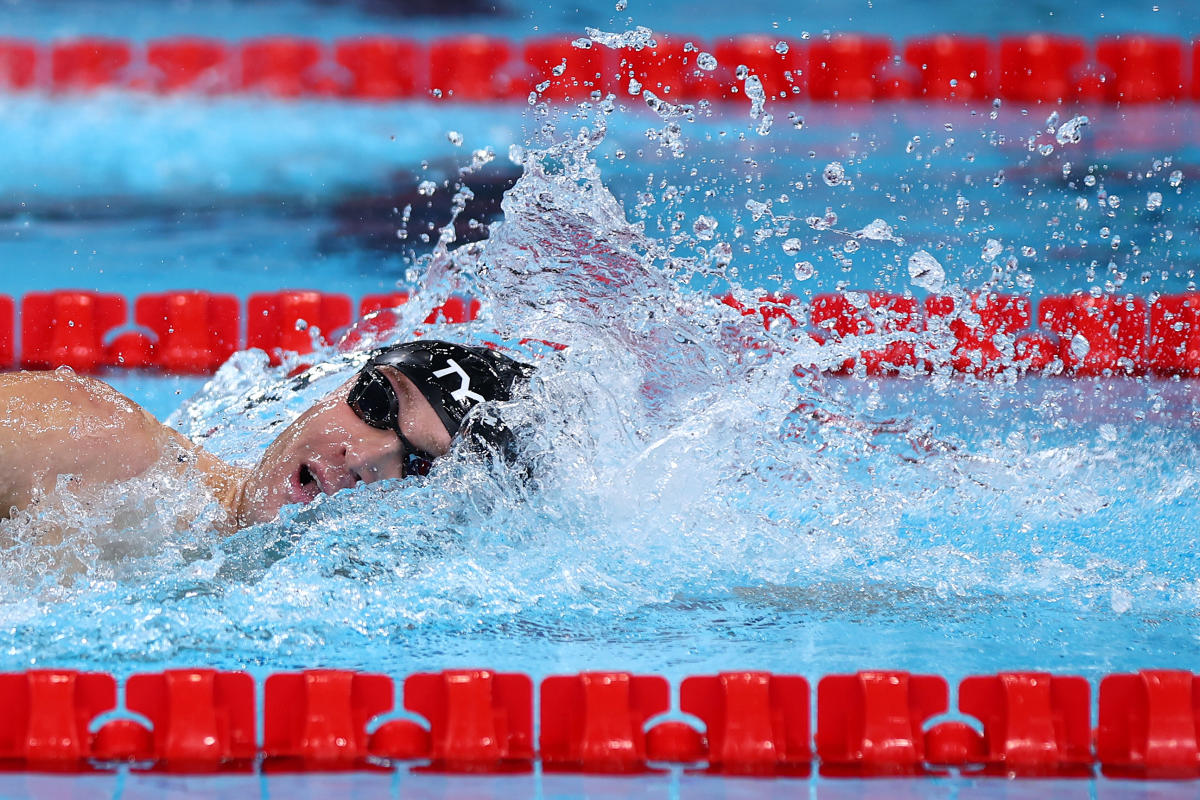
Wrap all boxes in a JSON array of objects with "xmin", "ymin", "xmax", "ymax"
[{"xmin": 237, "ymin": 367, "xmax": 453, "ymax": 526}]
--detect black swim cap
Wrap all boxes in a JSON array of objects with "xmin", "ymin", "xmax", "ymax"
[{"xmin": 363, "ymin": 340, "xmax": 535, "ymax": 439}]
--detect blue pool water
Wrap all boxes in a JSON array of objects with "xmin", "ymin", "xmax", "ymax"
[{"xmin": 2, "ymin": 1, "xmax": 1200, "ymax": 797}]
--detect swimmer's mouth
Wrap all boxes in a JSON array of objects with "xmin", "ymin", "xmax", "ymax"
[{"xmin": 293, "ymin": 463, "xmax": 323, "ymax": 503}]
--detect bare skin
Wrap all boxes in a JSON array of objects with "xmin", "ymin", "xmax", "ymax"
[{"xmin": 0, "ymin": 365, "xmax": 452, "ymax": 535}]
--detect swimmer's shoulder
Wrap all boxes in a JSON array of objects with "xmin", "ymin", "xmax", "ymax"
[
  {"xmin": 0, "ymin": 369, "xmax": 164, "ymax": 444},
  {"xmin": 0, "ymin": 371, "xmax": 178, "ymax": 516}
]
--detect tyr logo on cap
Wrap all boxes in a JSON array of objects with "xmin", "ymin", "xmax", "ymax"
[{"xmin": 434, "ymin": 358, "xmax": 486, "ymax": 405}]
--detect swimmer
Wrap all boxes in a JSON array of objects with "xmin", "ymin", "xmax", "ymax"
[{"xmin": 0, "ymin": 340, "xmax": 533, "ymax": 533}]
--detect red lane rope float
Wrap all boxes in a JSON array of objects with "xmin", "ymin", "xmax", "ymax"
[
  {"xmin": 5, "ymin": 289, "xmax": 1200, "ymax": 377},
  {"xmin": 1, "ymin": 667, "xmax": 1198, "ymax": 777},
  {"xmin": 0, "ymin": 33, "xmax": 1198, "ymax": 103}
]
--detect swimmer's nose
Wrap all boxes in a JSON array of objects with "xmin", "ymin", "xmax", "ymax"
[{"xmin": 345, "ymin": 439, "xmax": 404, "ymax": 484}]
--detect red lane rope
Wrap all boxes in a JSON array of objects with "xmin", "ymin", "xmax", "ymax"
[
  {"xmin": 2, "ymin": 289, "xmax": 1193, "ymax": 377},
  {"xmin": 1, "ymin": 667, "xmax": 1195, "ymax": 777},
  {"xmin": 0, "ymin": 34, "xmax": 1196, "ymax": 103}
]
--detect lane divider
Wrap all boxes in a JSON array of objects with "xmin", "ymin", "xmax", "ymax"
[
  {"xmin": 4, "ymin": 289, "xmax": 1198, "ymax": 377},
  {"xmin": 0, "ymin": 34, "xmax": 1196, "ymax": 103},
  {"xmin": 1, "ymin": 667, "xmax": 1197, "ymax": 777}
]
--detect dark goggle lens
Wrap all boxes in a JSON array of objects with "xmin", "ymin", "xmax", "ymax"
[
  {"xmin": 351, "ymin": 368, "xmax": 437, "ymax": 477},
  {"xmin": 348, "ymin": 369, "xmax": 398, "ymax": 431}
]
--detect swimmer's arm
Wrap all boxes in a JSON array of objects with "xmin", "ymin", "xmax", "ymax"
[{"xmin": 0, "ymin": 372, "xmax": 167, "ymax": 512}]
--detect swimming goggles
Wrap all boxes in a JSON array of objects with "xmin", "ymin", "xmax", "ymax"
[{"xmin": 346, "ymin": 367, "xmax": 436, "ymax": 477}]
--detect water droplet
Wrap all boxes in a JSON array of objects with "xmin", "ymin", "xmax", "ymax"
[
  {"xmin": 418, "ymin": 180, "xmax": 437, "ymax": 196},
  {"xmin": 982, "ymin": 238, "xmax": 1002, "ymax": 261},
  {"xmin": 1110, "ymin": 587, "xmax": 1133, "ymax": 614},
  {"xmin": 735, "ymin": 64, "xmax": 749, "ymax": 80},
  {"xmin": 787, "ymin": 111, "xmax": 804, "ymax": 130},
  {"xmin": 756, "ymin": 113, "xmax": 773, "ymax": 136},
  {"xmin": 1084, "ymin": 174, "xmax": 1096, "ymax": 187},
  {"xmin": 806, "ymin": 209, "xmax": 837, "ymax": 230},
  {"xmin": 774, "ymin": 41, "xmax": 789, "ymax": 54},
  {"xmin": 744, "ymin": 74, "xmax": 766, "ymax": 119},
  {"xmin": 628, "ymin": 77, "xmax": 642, "ymax": 95},
  {"xmin": 1070, "ymin": 333, "xmax": 1090, "ymax": 360},
  {"xmin": 1021, "ymin": 246, "xmax": 1036, "ymax": 257},
  {"xmin": 446, "ymin": 130, "xmax": 463, "ymax": 146},
  {"xmin": 1146, "ymin": 191, "xmax": 1163, "ymax": 211},
  {"xmin": 1076, "ymin": 197, "xmax": 1089, "ymax": 210},
  {"xmin": 693, "ymin": 215, "xmax": 718, "ymax": 240},
  {"xmin": 793, "ymin": 261, "xmax": 815, "ymax": 281},
  {"xmin": 615, "ymin": 0, "xmax": 627, "ymax": 9},
  {"xmin": 907, "ymin": 250, "xmax": 945, "ymax": 292},
  {"xmin": 470, "ymin": 148, "xmax": 495, "ymax": 169},
  {"xmin": 712, "ymin": 241, "xmax": 733, "ymax": 268},
  {"xmin": 696, "ymin": 52, "xmax": 717, "ymax": 71},
  {"xmin": 781, "ymin": 237, "xmax": 802, "ymax": 255},
  {"xmin": 843, "ymin": 240, "xmax": 860, "ymax": 253},
  {"xmin": 1039, "ymin": 144, "xmax": 1054, "ymax": 156},
  {"xmin": 1055, "ymin": 115, "xmax": 1089, "ymax": 145},
  {"xmin": 854, "ymin": 219, "xmax": 902, "ymax": 243},
  {"xmin": 551, "ymin": 60, "xmax": 567, "ymax": 77},
  {"xmin": 744, "ymin": 199, "xmax": 769, "ymax": 221},
  {"xmin": 584, "ymin": 25, "xmax": 656, "ymax": 50},
  {"xmin": 1108, "ymin": 194, "xmax": 1121, "ymax": 209},
  {"xmin": 1169, "ymin": 169, "xmax": 1183, "ymax": 188},
  {"xmin": 822, "ymin": 161, "xmax": 846, "ymax": 186}
]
